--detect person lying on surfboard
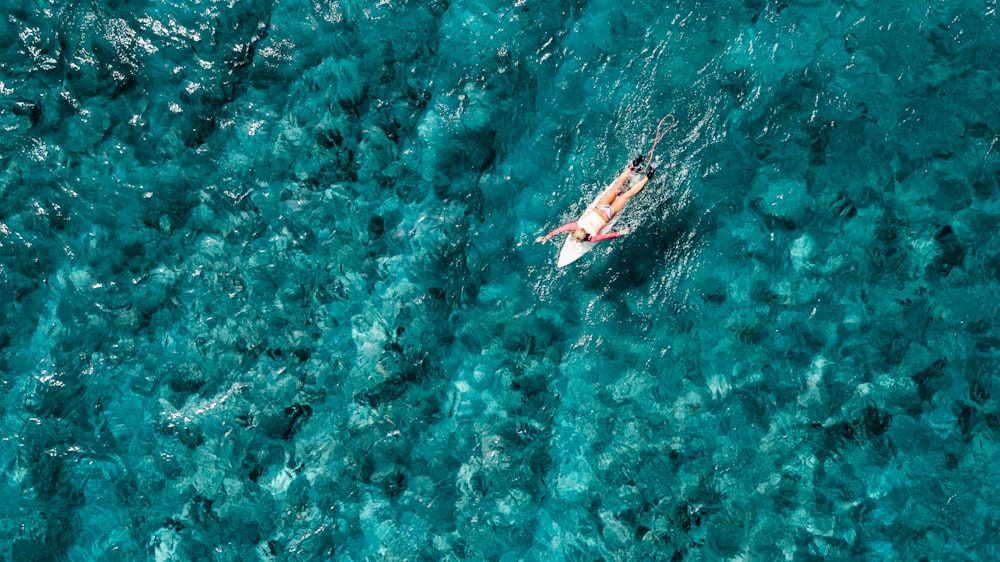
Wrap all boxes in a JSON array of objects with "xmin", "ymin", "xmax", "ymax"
[
  {"xmin": 535, "ymin": 115, "xmax": 676, "ymax": 265},
  {"xmin": 535, "ymin": 156, "xmax": 656, "ymax": 244}
]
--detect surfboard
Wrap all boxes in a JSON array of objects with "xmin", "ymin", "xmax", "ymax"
[{"xmin": 555, "ymin": 177, "xmax": 630, "ymax": 268}]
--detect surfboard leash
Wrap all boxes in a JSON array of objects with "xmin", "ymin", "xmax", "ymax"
[{"xmin": 644, "ymin": 113, "xmax": 677, "ymax": 166}]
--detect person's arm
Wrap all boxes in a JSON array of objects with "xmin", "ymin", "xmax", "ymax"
[
  {"xmin": 536, "ymin": 222, "xmax": 579, "ymax": 243},
  {"xmin": 588, "ymin": 230, "xmax": 624, "ymax": 243}
]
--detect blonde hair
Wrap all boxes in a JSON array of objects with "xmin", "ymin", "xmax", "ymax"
[{"xmin": 572, "ymin": 228, "xmax": 588, "ymax": 242}]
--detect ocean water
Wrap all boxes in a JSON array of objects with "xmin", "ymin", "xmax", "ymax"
[{"xmin": 3, "ymin": 0, "xmax": 1000, "ymax": 559}]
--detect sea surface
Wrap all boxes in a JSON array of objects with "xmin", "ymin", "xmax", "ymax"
[{"xmin": 3, "ymin": 0, "xmax": 1000, "ymax": 560}]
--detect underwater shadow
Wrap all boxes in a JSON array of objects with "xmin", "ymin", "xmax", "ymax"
[{"xmin": 585, "ymin": 196, "xmax": 710, "ymax": 294}]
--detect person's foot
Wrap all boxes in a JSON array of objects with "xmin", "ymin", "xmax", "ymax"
[
  {"xmin": 630, "ymin": 154, "xmax": 644, "ymax": 170},
  {"xmin": 646, "ymin": 166, "xmax": 656, "ymax": 179}
]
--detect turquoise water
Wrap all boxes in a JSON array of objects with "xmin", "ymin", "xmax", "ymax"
[{"xmin": 3, "ymin": 0, "xmax": 1000, "ymax": 559}]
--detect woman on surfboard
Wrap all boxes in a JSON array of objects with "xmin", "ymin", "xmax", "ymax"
[
  {"xmin": 534, "ymin": 157, "xmax": 655, "ymax": 244},
  {"xmin": 535, "ymin": 114, "xmax": 676, "ymax": 250}
]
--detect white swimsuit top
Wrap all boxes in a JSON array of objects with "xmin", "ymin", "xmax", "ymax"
[{"xmin": 578, "ymin": 209, "xmax": 609, "ymax": 235}]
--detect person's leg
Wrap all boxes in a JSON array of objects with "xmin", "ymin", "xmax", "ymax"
[
  {"xmin": 599, "ymin": 164, "xmax": 636, "ymax": 206},
  {"xmin": 610, "ymin": 175, "xmax": 649, "ymax": 216}
]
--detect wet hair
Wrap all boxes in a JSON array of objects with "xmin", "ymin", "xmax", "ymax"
[{"xmin": 572, "ymin": 228, "xmax": 589, "ymax": 242}]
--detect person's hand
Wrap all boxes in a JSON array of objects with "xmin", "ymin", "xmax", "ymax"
[
  {"xmin": 618, "ymin": 228, "xmax": 631, "ymax": 236},
  {"xmin": 535, "ymin": 235, "xmax": 548, "ymax": 243}
]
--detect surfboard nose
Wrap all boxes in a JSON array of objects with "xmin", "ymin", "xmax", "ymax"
[{"xmin": 557, "ymin": 239, "xmax": 589, "ymax": 267}]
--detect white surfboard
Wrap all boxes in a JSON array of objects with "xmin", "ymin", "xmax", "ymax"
[{"xmin": 556, "ymin": 177, "xmax": 630, "ymax": 268}]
